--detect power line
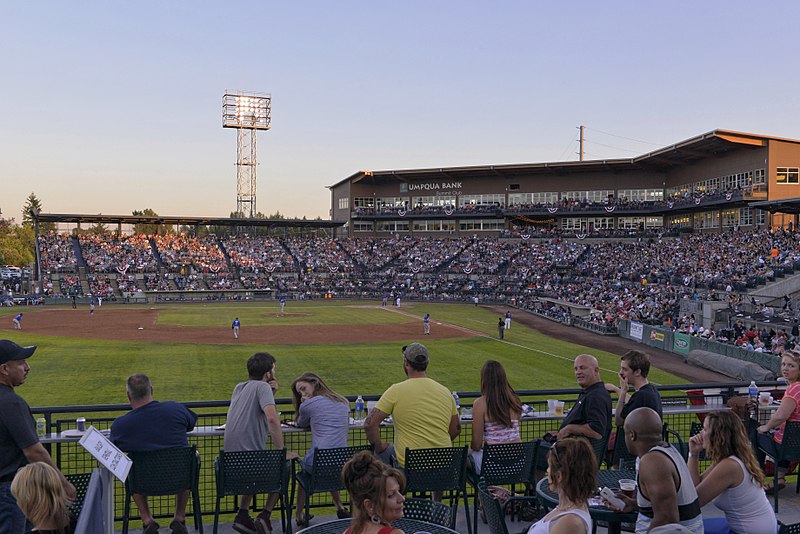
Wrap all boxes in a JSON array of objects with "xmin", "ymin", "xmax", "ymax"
[
  {"xmin": 585, "ymin": 126, "xmax": 664, "ymax": 146},
  {"xmin": 584, "ymin": 140, "xmax": 642, "ymax": 154}
]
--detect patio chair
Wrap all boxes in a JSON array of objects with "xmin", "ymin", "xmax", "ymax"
[
  {"xmin": 466, "ymin": 440, "xmax": 537, "ymax": 533},
  {"xmin": 122, "ymin": 446, "xmax": 202, "ymax": 534},
  {"xmin": 214, "ymin": 448, "xmax": 291, "ymax": 534},
  {"xmin": 402, "ymin": 497, "xmax": 453, "ymax": 527},
  {"xmin": 294, "ymin": 444, "xmax": 372, "ymax": 527},
  {"xmin": 65, "ymin": 471, "xmax": 93, "ymax": 520},
  {"xmin": 476, "ymin": 478, "xmax": 537, "ymax": 534},
  {"xmin": 759, "ymin": 421, "xmax": 800, "ymax": 512},
  {"xmin": 403, "ymin": 445, "xmax": 470, "ymax": 531}
]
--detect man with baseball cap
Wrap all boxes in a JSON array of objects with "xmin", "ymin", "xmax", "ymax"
[
  {"xmin": 364, "ymin": 342, "xmax": 460, "ymax": 467},
  {"xmin": 0, "ymin": 340, "xmax": 75, "ymax": 534}
]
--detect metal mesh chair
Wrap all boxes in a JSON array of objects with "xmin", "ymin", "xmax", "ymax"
[
  {"xmin": 609, "ymin": 427, "xmax": 636, "ymax": 469},
  {"xmin": 122, "ymin": 446, "xmax": 202, "ymax": 534},
  {"xmin": 466, "ymin": 440, "xmax": 537, "ymax": 533},
  {"xmin": 65, "ymin": 471, "xmax": 93, "ymax": 520},
  {"xmin": 759, "ymin": 421, "xmax": 800, "ymax": 512},
  {"xmin": 591, "ymin": 428, "xmax": 611, "ymax": 469},
  {"xmin": 403, "ymin": 445, "xmax": 469, "ymax": 532},
  {"xmin": 476, "ymin": 479, "xmax": 537, "ymax": 534},
  {"xmin": 294, "ymin": 444, "xmax": 371, "ymax": 527},
  {"xmin": 214, "ymin": 448, "xmax": 291, "ymax": 534},
  {"xmin": 780, "ymin": 520, "xmax": 800, "ymax": 534},
  {"xmin": 402, "ymin": 497, "xmax": 453, "ymax": 527},
  {"xmin": 690, "ymin": 421, "xmax": 707, "ymax": 461}
]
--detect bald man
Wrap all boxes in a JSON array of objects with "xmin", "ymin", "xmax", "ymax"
[
  {"xmin": 611, "ymin": 407, "xmax": 703, "ymax": 533},
  {"xmin": 536, "ymin": 354, "xmax": 611, "ymax": 475}
]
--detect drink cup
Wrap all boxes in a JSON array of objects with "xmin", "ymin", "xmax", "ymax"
[
  {"xmin": 76, "ymin": 417, "xmax": 86, "ymax": 432},
  {"xmin": 759, "ymin": 392, "xmax": 771, "ymax": 405},
  {"xmin": 554, "ymin": 401, "xmax": 565, "ymax": 416},
  {"xmin": 619, "ymin": 479, "xmax": 636, "ymax": 498},
  {"xmin": 547, "ymin": 399, "xmax": 557, "ymax": 414}
]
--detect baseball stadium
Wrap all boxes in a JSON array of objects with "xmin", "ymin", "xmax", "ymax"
[{"xmin": 3, "ymin": 125, "xmax": 800, "ymax": 532}]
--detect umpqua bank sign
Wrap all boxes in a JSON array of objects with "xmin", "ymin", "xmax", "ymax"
[{"xmin": 400, "ymin": 181, "xmax": 463, "ymax": 193}]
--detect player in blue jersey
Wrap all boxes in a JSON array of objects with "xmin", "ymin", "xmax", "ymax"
[
  {"xmin": 232, "ymin": 317, "xmax": 241, "ymax": 339},
  {"xmin": 423, "ymin": 313, "xmax": 431, "ymax": 335},
  {"xmin": 12, "ymin": 313, "xmax": 22, "ymax": 330}
]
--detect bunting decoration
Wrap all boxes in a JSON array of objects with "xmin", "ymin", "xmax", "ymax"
[
  {"xmin": 116, "ymin": 264, "xmax": 130, "ymax": 275},
  {"xmin": 444, "ymin": 206, "xmax": 454, "ymax": 216},
  {"xmin": 398, "ymin": 209, "xmax": 407, "ymax": 217},
  {"xmin": 463, "ymin": 266, "xmax": 473, "ymax": 274},
  {"xmin": 547, "ymin": 207, "xmax": 559, "ymax": 214},
  {"xmin": 328, "ymin": 265, "xmax": 340, "ymax": 273},
  {"xmin": 575, "ymin": 233, "xmax": 587, "ymax": 240},
  {"xmin": 604, "ymin": 206, "xmax": 616, "ymax": 213}
]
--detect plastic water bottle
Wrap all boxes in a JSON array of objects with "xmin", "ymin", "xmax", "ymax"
[
  {"xmin": 355, "ymin": 395, "xmax": 365, "ymax": 421},
  {"xmin": 748, "ymin": 381, "xmax": 759, "ymax": 402},
  {"xmin": 452, "ymin": 391, "xmax": 460, "ymax": 411}
]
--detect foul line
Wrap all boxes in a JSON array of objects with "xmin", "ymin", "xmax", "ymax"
[{"xmin": 378, "ymin": 306, "xmax": 619, "ymax": 375}]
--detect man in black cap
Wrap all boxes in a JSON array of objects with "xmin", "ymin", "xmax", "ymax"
[
  {"xmin": 0, "ymin": 340, "xmax": 75, "ymax": 534},
  {"xmin": 364, "ymin": 342, "xmax": 460, "ymax": 467}
]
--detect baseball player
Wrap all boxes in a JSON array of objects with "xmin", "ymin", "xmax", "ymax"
[
  {"xmin": 280, "ymin": 296, "xmax": 286, "ymax": 313},
  {"xmin": 423, "ymin": 313, "xmax": 431, "ymax": 335},
  {"xmin": 232, "ymin": 317, "xmax": 240, "ymax": 339},
  {"xmin": 12, "ymin": 312, "xmax": 22, "ymax": 329},
  {"xmin": 505, "ymin": 310, "xmax": 511, "ymax": 330}
]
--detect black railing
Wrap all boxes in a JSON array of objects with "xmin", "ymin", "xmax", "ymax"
[{"xmin": 35, "ymin": 381, "xmax": 781, "ymax": 525}]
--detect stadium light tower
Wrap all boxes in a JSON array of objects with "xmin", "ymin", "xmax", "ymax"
[{"xmin": 223, "ymin": 91, "xmax": 272, "ymax": 218}]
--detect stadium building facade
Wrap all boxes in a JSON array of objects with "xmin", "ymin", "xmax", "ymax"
[{"xmin": 328, "ymin": 129, "xmax": 800, "ymax": 236}]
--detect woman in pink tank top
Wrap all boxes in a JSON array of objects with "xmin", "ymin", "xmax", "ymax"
[{"xmin": 470, "ymin": 360, "xmax": 522, "ymax": 473}]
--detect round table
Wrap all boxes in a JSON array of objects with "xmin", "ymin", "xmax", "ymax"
[
  {"xmin": 296, "ymin": 517, "xmax": 459, "ymax": 534},
  {"xmin": 536, "ymin": 469, "xmax": 638, "ymax": 534}
]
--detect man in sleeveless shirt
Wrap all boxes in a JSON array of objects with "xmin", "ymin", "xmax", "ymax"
[{"xmin": 610, "ymin": 407, "xmax": 703, "ymax": 534}]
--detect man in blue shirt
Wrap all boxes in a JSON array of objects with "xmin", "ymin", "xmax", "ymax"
[{"xmin": 111, "ymin": 374, "xmax": 198, "ymax": 534}]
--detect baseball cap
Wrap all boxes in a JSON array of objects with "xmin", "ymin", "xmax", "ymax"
[
  {"xmin": 0, "ymin": 340, "xmax": 36, "ymax": 365},
  {"xmin": 402, "ymin": 343, "xmax": 429, "ymax": 365}
]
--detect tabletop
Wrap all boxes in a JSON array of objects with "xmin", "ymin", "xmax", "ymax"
[
  {"xmin": 536, "ymin": 469, "xmax": 639, "ymax": 524},
  {"xmin": 296, "ymin": 517, "xmax": 459, "ymax": 534}
]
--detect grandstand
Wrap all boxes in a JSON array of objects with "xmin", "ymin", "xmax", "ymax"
[{"xmin": 330, "ymin": 129, "xmax": 800, "ymax": 237}]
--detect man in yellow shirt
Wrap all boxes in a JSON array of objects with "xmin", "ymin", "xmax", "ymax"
[{"xmin": 364, "ymin": 343, "xmax": 461, "ymax": 467}]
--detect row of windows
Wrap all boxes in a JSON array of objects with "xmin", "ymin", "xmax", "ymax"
[
  {"xmin": 354, "ymin": 219, "xmax": 507, "ymax": 232},
  {"xmin": 666, "ymin": 168, "xmax": 766, "ymax": 197},
  {"xmin": 353, "ymin": 208, "xmax": 770, "ymax": 233},
  {"xmin": 354, "ymin": 188, "xmax": 670, "ymax": 210}
]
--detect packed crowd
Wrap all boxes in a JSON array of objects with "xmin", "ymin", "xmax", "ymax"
[
  {"xmin": 31, "ymin": 228, "xmax": 800, "ymax": 328},
  {"xmin": 78, "ymin": 233, "xmax": 158, "ymax": 273}
]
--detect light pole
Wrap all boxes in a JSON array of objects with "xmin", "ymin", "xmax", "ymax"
[{"xmin": 223, "ymin": 92, "xmax": 272, "ymax": 218}]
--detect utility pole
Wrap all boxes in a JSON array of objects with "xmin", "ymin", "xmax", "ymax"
[{"xmin": 579, "ymin": 125, "xmax": 585, "ymax": 161}]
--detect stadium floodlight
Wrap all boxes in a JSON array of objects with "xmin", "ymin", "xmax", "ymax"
[
  {"xmin": 223, "ymin": 91, "xmax": 272, "ymax": 218},
  {"xmin": 223, "ymin": 93, "xmax": 272, "ymax": 130}
]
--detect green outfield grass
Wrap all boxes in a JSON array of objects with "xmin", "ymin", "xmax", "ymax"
[{"xmin": 0, "ymin": 301, "xmax": 686, "ymax": 408}]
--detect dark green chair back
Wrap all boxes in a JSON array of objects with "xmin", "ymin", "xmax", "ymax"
[
  {"xmin": 404, "ymin": 446, "xmax": 470, "ymax": 531},
  {"xmin": 214, "ymin": 448, "xmax": 290, "ymax": 534},
  {"xmin": 65, "ymin": 472, "xmax": 93, "ymax": 520},
  {"xmin": 402, "ymin": 497, "xmax": 453, "ymax": 527},
  {"xmin": 476, "ymin": 479, "xmax": 510, "ymax": 534},
  {"xmin": 295, "ymin": 444, "xmax": 372, "ymax": 528},
  {"xmin": 122, "ymin": 446, "xmax": 202, "ymax": 534}
]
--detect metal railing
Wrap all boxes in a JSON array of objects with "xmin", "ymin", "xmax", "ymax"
[{"xmin": 35, "ymin": 381, "xmax": 778, "ymax": 525}]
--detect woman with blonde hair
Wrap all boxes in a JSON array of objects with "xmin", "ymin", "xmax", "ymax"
[
  {"xmin": 341, "ymin": 451, "xmax": 406, "ymax": 534},
  {"xmin": 757, "ymin": 349, "xmax": 800, "ymax": 492},
  {"xmin": 470, "ymin": 360, "xmax": 523, "ymax": 474},
  {"xmin": 10, "ymin": 462, "xmax": 76, "ymax": 534},
  {"xmin": 689, "ymin": 410, "xmax": 774, "ymax": 533},
  {"xmin": 291, "ymin": 372, "xmax": 351, "ymax": 527},
  {"xmin": 527, "ymin": 437, "xmax": 595, "ymax": 534}
]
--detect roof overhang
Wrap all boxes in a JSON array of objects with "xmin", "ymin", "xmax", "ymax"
[
  {"xmin": 34, "ymin": 213, "xmax": 346, "ymax": 229},
  {"xmin": 750, "ymin": 198, "xmax": 800, "ymax": 215}
]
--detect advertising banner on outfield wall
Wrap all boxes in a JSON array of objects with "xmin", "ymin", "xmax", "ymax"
[
  {"xmin": 630, "ymin": 321, "xmax": 643, "ymax": 341},
  {"xmin": 673, "ymin": 333, "xmax": 691, "ymax": 356},
  {"xmin": 647, "ymin": 328, "xmax": 666, "ymax": 350}
]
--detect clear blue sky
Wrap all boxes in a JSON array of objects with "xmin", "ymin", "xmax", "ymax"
[{"xmin": 2, "ymin": 1, "xmax": 799, "ymax": 225}]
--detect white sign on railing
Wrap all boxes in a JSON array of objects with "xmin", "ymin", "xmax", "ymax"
[
  {"xmin": 78, "ymin": 426, "xmax": 132, "ymax": 482},
  {"xmin": 630, "ymin": 321, "xmax": 644, "ymax": 341}
]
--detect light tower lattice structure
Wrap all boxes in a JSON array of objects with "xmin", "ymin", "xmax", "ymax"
[{"xmin": 222, "ymin": 92, "xmax": 271, "ymax": 218}]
